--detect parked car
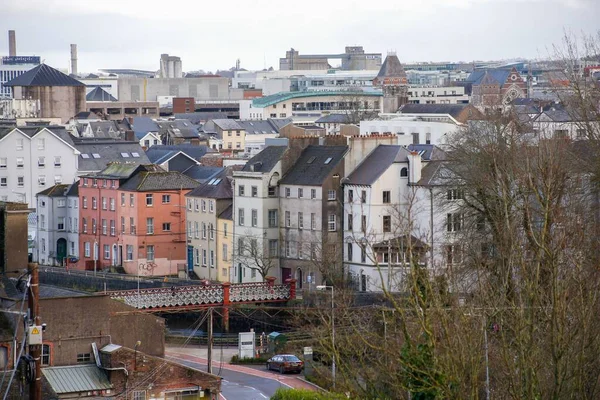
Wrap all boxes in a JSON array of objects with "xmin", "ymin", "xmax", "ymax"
[{"xmin": 266, "ymin": 354, "xmax": 304, "ymax": 374}]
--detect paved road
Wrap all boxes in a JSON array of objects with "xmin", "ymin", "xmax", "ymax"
[{"xmin": 166, "ymin": 350, "xmax": 316, "ymax": 400}]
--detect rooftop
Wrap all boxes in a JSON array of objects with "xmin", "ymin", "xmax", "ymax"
[
  {"xmin": 42, "ymin": 365, "xmax": 112, "ymax": 394},
  {"xmin": 74, "ymin": 140, "xmax": 149, "ymax": 172},
  {"xmin": 241, "ymin": 145, "xmax": 287, "ymax": 173},
  {"xmin": 374, "ymin": 54, "xmax": 407, "ymax": 84},
  {"xmin": 36, "ymin": 184, "xmax": 69, "ymax": 198},
  {"xmin": 86, "ymin": 87, "xmax": 117, "ymax": 102},
  {"xmin": 145, "ymin": 144, "xmax": 212, "ymax": 163},
  {"xmin": 280, "ymin": 145, "xmax": 348, "ymax": 186},
  {"xmin": 186, "ymin": 169, "xmax": 233, "ymax": 199},
  {"xmin": 252, "ymin": 90, "xmax": 382, "ymax": 108},
  {"xmin": 346, "ymin": 145, "xmax": 411, "ymax": 185},
  {"xmin": 5, "ymin": 64, "xmax": 85, "ymax": 87},
  {"xmin": 467, "ymin": 68, "xmax": 513, "ymax": 86},
  {"xmin": 119, "ymin": 170, "xmax": 200, "ymax": 192}
]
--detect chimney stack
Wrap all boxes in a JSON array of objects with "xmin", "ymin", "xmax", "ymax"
[
  {"xmin": 8, "ymin": 30, "xmax": 16, "ymax": 57},
  {"xmin": 70, "ymin": 44, "xmax": 78, "ymax": 76}
]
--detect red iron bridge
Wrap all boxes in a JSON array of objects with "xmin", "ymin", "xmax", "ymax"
[{"xmin": 104, "ymin": 277, "xmax": 297, "ymax": 312}]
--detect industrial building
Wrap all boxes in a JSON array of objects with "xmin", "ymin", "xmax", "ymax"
[{"xmin": 279, "ymin": 46, "xmax": 382, "ymax": 71}]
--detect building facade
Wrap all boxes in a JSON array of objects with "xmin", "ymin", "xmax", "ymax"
[
  {"xmin": 0, "ymin": 127, "xmax": 79, "ymax": 207},
  {"xmin": 185, "ymin": 170, "xmax": 233, "ymax": 281},
  {"xmin": 233, "ymin": 146, "xmax": 287, "ymax": 283},
  {"xmin": 278, "ymin": 145, "xmax": 348, "ymax": 288},
  {"xmin": 35, "ymin": 183, "xmax": 80, "ymax": 266}
]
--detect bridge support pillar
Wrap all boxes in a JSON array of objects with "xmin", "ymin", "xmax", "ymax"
[{"xmin": 222, "ymin": 282, "xmax": 231, "ymax": 333}]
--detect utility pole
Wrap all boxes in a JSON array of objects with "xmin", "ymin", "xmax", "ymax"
[
  {"xmin": 27, "ymin": 263, "xmax": 41, "ymax": 400},
  {"xmin": 207, "ymin": 307, "xmax": 213, "ymax": 374}
]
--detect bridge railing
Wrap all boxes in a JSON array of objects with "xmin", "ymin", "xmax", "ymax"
[{"xmin": 105, "ymin": 277, "xmax": 297, "ymax": 310}]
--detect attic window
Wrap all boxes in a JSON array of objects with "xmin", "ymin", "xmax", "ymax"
[
  {"xmin": 208, "ymin": 178, "xmax": 216, "ymax": 185},
  {"xmin": 213, "ymin": 179, "xmax": 222, "ymax": 185},
  {"xmin": 92, "ymin": 153, "xmax": 101, "ymax": 159},
  {"xmin": 81, "ymin": 154, "xmax": 90, "ymax": 159},
  {"xmin": 324, "ymin": 157, "xmax": 332, "ymax": 164},
  {"xmin": 121, "ymin": 153, "xmax": 130, "ymax": 158},
  {"xmin": 131, "ymin": 152, "xmax": 140, "ymax": 158},
  {"xmin": 307, "ymin": 157, "xmax": 316, "ymax": 164}
]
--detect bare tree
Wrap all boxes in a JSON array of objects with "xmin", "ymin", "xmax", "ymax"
[{"xmin": 236, "ymin": 230, "xmax": 278, "ymax": 280}]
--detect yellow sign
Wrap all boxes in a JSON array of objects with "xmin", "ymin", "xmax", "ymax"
[{"xmin": 31, "ymin": 327, "xmax": 39, "ymax": 335}]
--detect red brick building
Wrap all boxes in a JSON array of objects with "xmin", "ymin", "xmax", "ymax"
[
  {"xmin": 77, "ymin": 164, "xmax": 199, "ymax": 275},
  {"xmin": 173, "ymin": 97, "xmax": 195, "ymax": 113},
  {"xmin": 117, "ymin": 168, "xmax": 199, "ymax": 276}
]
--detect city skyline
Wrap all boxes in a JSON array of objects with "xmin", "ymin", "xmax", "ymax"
[{"xmin": 1, "ymin": 0, "xmax": 597, "ymax": 74}]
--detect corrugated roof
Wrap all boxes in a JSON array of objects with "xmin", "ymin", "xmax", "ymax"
[
  {"xmin": 280, "ymin": 145, "xmax": 348, "ymax": 186},
  {"xmin": 42, "ymin": 365, "xmax": 112, "ymax": 394},
  {"xmin": 5, "ymin": 64, "xmax": 85, "ymax": 87},
  {"xmin": 86, "ymin": 87, "xmax": 117, "ymax": 102},
  {"xmin": 241, "ymin": 145, "xmax": 287, "ymax": 173},
  {"xmin": 119, "ymin": 170, "xmax": 200, "ymax": 192},
  {"xmin": 346, "ymin": 145, "xmax": 410, "ymax": 186}
]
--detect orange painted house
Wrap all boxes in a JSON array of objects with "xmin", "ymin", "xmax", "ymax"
[{"xmin": 78, "ymin": 163, "xmax": 199, "ymax": 276}]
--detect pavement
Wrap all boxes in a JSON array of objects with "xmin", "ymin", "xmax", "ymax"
[{"xmin": 166, "ymin": 344, "xmax": 318, "ymax": 399}]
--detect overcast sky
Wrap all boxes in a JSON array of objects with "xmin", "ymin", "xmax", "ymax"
[{"xmin": 0, "ymin": 0, "xmax": 598, "ymax": 74}]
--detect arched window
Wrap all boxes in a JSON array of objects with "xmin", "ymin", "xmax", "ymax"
[
  {"xmin": 400, "ymin": 167, "xmax": 408, "ymax": 177},
  {"xmin": 296, "ymin": 268, "xmax": 303, "ymax": 290}
]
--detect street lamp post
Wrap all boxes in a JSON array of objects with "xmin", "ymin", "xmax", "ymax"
[{"xmin": 317, "ymin": 285, "xmax": 335, "ymax": 388}]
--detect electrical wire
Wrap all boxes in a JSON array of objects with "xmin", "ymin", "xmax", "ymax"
[
  {"xmin": 0, "ymin": 273, "xmax": 30, "ymax": 398},
  {"xmin": 115, "ymin": 311, "xmax": 209, "ymax": 399}
]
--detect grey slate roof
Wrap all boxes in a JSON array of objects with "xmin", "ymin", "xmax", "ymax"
[
  {"xmin": 87, "ymin": 121, "xmax": 123, "ymax": 139},
  {"xmin": 407, "ymin": 144, "xmax": 446, "ymax": 161},
  {"xmin": 538, "ymin": 108, "xmax": 578, "ymax": 122},
  {"xmin": 211, "ymin": 119, "xmax": 242, "ymax": 131},
  {"xmin": 73, "ymin": 139, "xmax": 149, "ymax": 172},
  {"xmin": 280, "ymin": 145, "xmax": 348, "ymax": 186},
  {"xmin": 236, "ymin": 119, "xmax": 280, "ymax": 135},
  {"xmin": 269, "ymin": 118, "xmax": 294, "ymax": 130},
  {"xmin": 146, "ymin": 144, "xmax": 212, "ymax": 163},
  {"xmin": 346, "ymin": 145, "xmax": 410, "ymax": 185},
  {"xmin": 156, "ymin": 119, "xmax": 200, "ymax": 139},
  {"xmin": 37, "ymin": 184, "xmax": 69, "ymax": 198},
  {"xmin": 219, "ymin": 204, "xmax": 233, "ymax": 220},
  {"xmin": 241, "ymin": 145, "xmax": 287, "ymax": 173},
  {"xmin": 375, "ymin": 54, "xmax": 407, "ymax": 80},
  {"xmin": 186, "ymin": 169, "xmax": 233, "ymax": 199},
  {"xmin": 87, "ymin": 163, "xmax": 158, "ymax": 179},
  {"xmin": 174, "ymin": 112, "xmax": 228, "ymax": 124},
  {"xmin": 315, "ymin": 114, "xmax": 351, "ymax": 124},
  {"xmin": 5, "ymin": 64, "xmax": 85, "ymax": 87},
  {"xmin": 133, "ymin": 116, "xmax": 160, "ymax": 136},
  {"xmin": 42, "ymin": 365, "xmax": 112, "ymax": 394},
  {"xmin": 182, "ymin": 165, "xmax": 223, "ymax": 183},
  {"xmin": 119, "ymin": 170, "xmax": 200, "ymax": 192},
  {"xmin": 467, "ymin": 69, "xmax": 512, "ymax": 85},
  {"xmin": 86, "ymin": 87, "xmax": 117, "ymax": 101},
  {"xmin": 65, "ymin": 181, "xmax": 79, "ymax": 197}
]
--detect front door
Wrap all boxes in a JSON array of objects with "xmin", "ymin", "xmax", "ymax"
[
  {"xmin": 281, "ymin": 267, "xmax": 292, "ymax": 283},
  {"xmin": 56, "ymin": 238, "xmax": 67, "ymax": 266},
  {"xmin": 187, "ymin": 246, "xmax": 194, "ymax": 273}
]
